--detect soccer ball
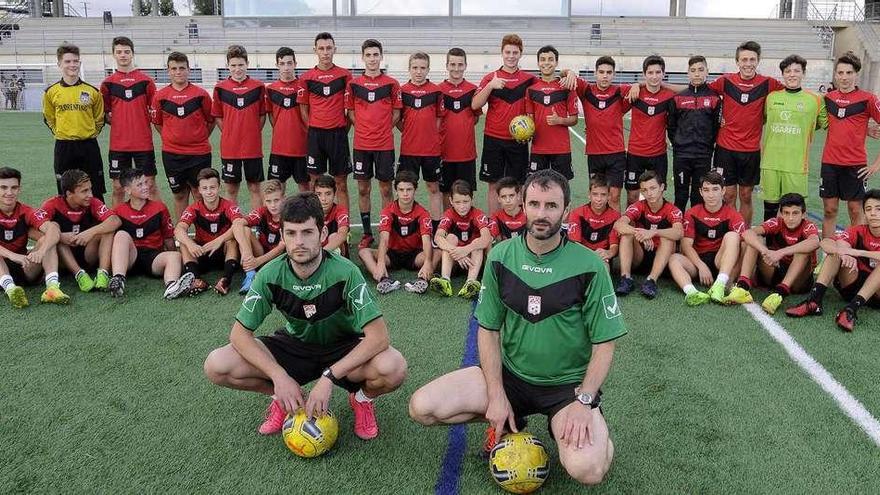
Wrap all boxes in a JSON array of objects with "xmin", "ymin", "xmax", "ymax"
[
  {"xmin": 281, "ymin": 409, "xmax": 339, "ymax": 458},
  {"xmin": 488, "ymin": 432, "xmax": 550, "ymax": 493},
  {"xmin": 509, "ymin": 115, "xmax": 536, "ymax": 143}
]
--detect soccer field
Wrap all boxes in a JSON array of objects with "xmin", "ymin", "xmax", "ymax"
[{"xmin": 2, "ymin": 111, "xmax": 880, "ymax": 494}]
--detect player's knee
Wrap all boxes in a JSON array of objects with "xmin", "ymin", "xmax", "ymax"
[
  {"xmin": 203, "ymin": 350, "xmax": 228, "ymax": 384},
  {"xmin": 335, "ymin": 177, "xmax": 348, "ymax": 191},
  {"xmin": 446, "ymin": 234, "xmax": 459, "ymax": 246},
  {"xmin": 376, "ymin": 349, "xmax": 408, "ymax": 386},
  {"xmin": 824, "ymin": 203, "xmax": 838, "ymax": 217},
  {"xmin": 407, "ymin": 389, "xmax": 437, "ymax": 425},
  {"xmin": 564, "ymin": 457, "xmax": 608, "ymax": 486},
  {"xmin": 113, "ymin": 230, "xmax": 132, "ymax": 243}
]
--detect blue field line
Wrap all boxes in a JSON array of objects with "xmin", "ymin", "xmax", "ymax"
[
  {"xmin": 434, "ymin": 303, "xmax": 480, "ymax": 495},
  {"xmin": 805, "ymin": 211, "xmax": 844, "ymax": 233}
]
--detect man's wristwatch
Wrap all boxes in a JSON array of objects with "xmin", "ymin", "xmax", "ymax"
[
  {"xmin": 574, "ymin": 387, "xmax": 594, "ymax": 408},
  {"xmin": 321, "ymin": 367, "xmax": 340, "ymax": 385}
]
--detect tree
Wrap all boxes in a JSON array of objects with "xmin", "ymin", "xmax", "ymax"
[
  {"xmin": 192, "ymin": 0, "xmax": 221, "ymax": 15},
  {"xmin": 138, "ymin": 0, "xmax": 179, "ymax": 16}
]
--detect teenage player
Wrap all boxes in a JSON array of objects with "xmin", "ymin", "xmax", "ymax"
[
  {"xmin": 567, "ymin": 176, "xmax": 621, "ymax": 267},
  {"xmin": 439, "ymin": 48, "xmax": 481, "ymax": 207},
  {"xmin": 489, "ymin": 177, "xmax": 527, "ymax": 241},
  {"xmin": 235, "ymin": 179, "xmax": 286, "ymax": 295},
  {"xmin": 346, "ymin": 39, "xmax": 402, "ymax": 249},
  {"xmin": 410, "ymin": 170, "xmax": 626, "ymax": 487},
  {"xmin": 213, "ymin": 45, "xmax": 267, "ymax": 211},
  {"xmin": 203, "ymin": 192, "xmax": 408, "ymax": 439},
  {"xmin": 100, "ymin": 36, "xmax": 158, "ymax": 206},
  {"xmin": 265, "ymin": 47, "xmax": 310, "ymax": 193},
  {"xmin": 43, "ymin": 44, "xmax": 106, "ymax": 201},
  {"xmin": 313, "ymin": 175, "xmax": 350, "ymax": 257},
  {"xmin": 0, "ymin": 167, "xmax": 70, "ymax": 308},
  {"xmin": 668, "ymin": 171, "xmax": 745, "ymax": 305},
  {"xmin": 152, "ymin": 51, "xmax": 215, "ymax": 220}
]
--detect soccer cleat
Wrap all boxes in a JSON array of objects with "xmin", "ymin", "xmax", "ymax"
[
  {"xmin": 640, "ymin": 279, "xmax": 659, "ymax": 299},
  {"xmin": 836, "ymin": 308, "xmax": 856, "ymax": 332},
  {"xmin": 40, "ymin": 283, "xmax": 70, "ymax": 305},
  {"xmin": 376, "ymin": 277, "xmax": 401, "ymax": 295},
  {"xmin": 239, "ymin": 270, "xmax": 256, "ymax": 295},
  {"xmin": 813, "ymin": 256, "xmax": 824, "ymax": 277},
  {"xmin": 404, "ymin": 277, "xmax": 429, "ymax": 294},
  {"xmin": 6, "ymin": 286, "xmax": 28, "ymax": 309},
  {"xmin": 214, "ymin": 277, "xmax": 231, "ymax": 296},
  {"xmin": 164, "ymin": 272, "xmax": 194, "ymax": 300},
  {"xmin": 257, "ymin": 399, "xmax": 286, "ymax": 435},
  {"xmin": 358, "ymin": 234, "xmax": 375, "ymax": 250},
  {"xmin": 109, "ymin": 275, "xmax": 125, "ymax": 298},
  {"xmin": 785, "ymin": 300, "xmax": 823, "ymax": 318},
  {"xmin": 458, "ymin": 279, "xmax": 482, "ymax": 299},
  {"xmin": 685, "ymin": 290, "xmax": 710, "ymax": 306},
  {"xmin": 94, "ymin": 270, "xmax": 111, "ymax": 291},
  {"xmin": 481, "ymin": 426, "xmax": 497, "ymax": 460},
  {"xmin": 430, "ymin": 276, "xmax": 453, "ymax": 297},
  {"xmin": 189, "ymin": 277, "xmax": 208, "ymax": 296},
  {"xmin": 724, "ymin": 286, "xmax": 753, "ymax": 305},
  {"xmin": 708, "ymin": 282, "xmax": 726, "ymax": 304},
  {"xmin": 615, "ymin": 276, "xmax": 635, "ymax": 296},
  {"xmin": 349, "ymin": 393, "xmax": 379, "ymax": 440},
  {"xmin": 761, "ymin": 293, "xmax": 783, "ymax": 315},
  {"xmin": 75, "ymin": 271, "xmax": 95, "ymax": 293}
]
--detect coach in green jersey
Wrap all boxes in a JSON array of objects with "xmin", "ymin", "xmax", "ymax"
[
  {"xmin": 410, "ymin": 170, "xmax": 626, "ymax": 486},
  {"xmin": 761, "ymin": 55, "xmax": 828, "ymax": 221},
  {"xmin": 204, "ymin": 193, "xmax": 407, "ymax": 440}
]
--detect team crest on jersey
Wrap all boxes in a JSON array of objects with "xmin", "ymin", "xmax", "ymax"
[
  {"xmin": 647, "ymin": 106, "xmax": 655, "ymax": 115},
  {"xmin": 796, "ymin": 102, "xmax": 804, "ymax": 111},
  {"xmin": 266, "ymin": 233, "xmax": 277, "ymax": 244},
  {"xmin": 236, "ymin": 97, "xmax": 245, "ymax": 107},
  {"xmin": 629, "ymin": 172, "xmax": 636, "ymax": 180},
  {"xmin": 135, "ymin": 228, "xmax": 144, "ymax": 238},
  {"xmin": 323, "ymin": 86, "xmax": 331, "ymax": 96},
  {"xmin": 461, "ymin": 231, "xmax": 469, "ymax": 241},
  {"xmin": 871, "ymin": 259, "xmax": 878, "ymax": 269},
  {"xmin": 210, "ymin": 223, "xmax": 218, "ymax": 233},
  {"xmin": 125, "ymin": 89, "xmax": 133, "ymax": 99},
  {"xmin": 703, "ymin": 99, "xmax": 711, "ymax": 107},
  {"xmin": 708, "ymin": 229, "xmax": 716, "ymax": 239},
  {"xmin": 283, "ymin": 97, "xmax": 291, "ymax": 107},
  {"xmin": 355, "ymin": 161, "xmax": 363, "ymax": 171},
  {"xmin": 272, "ymin": 165, "xmax": 278, "ymax": 173},
  {"xmin": 169, "ymin": 177, "xmax": 177, "ymax": 185},
  {"xmin": 598, "ymin": 100, "xmax": 606, "ymax": 109},
  {"xmin": 530, "ymin": 162, "xmax": 538, "ymax": 171},
  {"xmin": 368, "ymin": 91, "xmax": 375, "ymax": 102},
  {"xmin": 740, "ymin": 93, "xmax": 749, "ymax": 103},
  {"xmin": 3, "ymin": 230, "xmax": 12, "ymax": 241},
  {"xmin": 72, "ymin": 225, "xmax": 80, "ymax": 234},
  {"xmin": 400, "ymin": 225, "xmax": 409, "ymax": 236},
  {"xmin": 453, "ymin": 100, "xmax": 460, "ymax": 110},
  {"xmin": 303, "ymin": 304, "xmax": 317, "ymax": 319},
  {"xmin": 527, "ymin": 295, "xmax": 541, "ymax": 316},
  {"xmin": 511, "ymin": 231, "xmax": 520, "ymax": 237},
  {"xmin": 79, "ymin": 91, "xmax": 91, "ymax": 104},
  {"xmin": 543, "ymin": 94, "xmax": 551, "ymax": 105},
  {"xmin": 838, "ymin": 108, "xmax": 846, "ymax": 118},
  {"xmin": 227, "ymin": 163, "xmax": 234, "ymax": 172},
  {"xmin": 414, "ymin": 98, "xmax": 422, "ymax": 108},
  {"xmin": 591, "ymin": 232, "xmax": 598, "ymax": 241},
  {"xmin": 177, "ymin": 106, "xmax": 185, "ymax": 116},
  {"xmin": 308, "ymin": 156, "xmax": 315, "ymax": 165},
  {"xmin": 111, "ymin": 160, "xmax": 119, "ymax": 169},
  {"xmin": 715, "ymin": 167, "xmax": 724, "ymax": 177}
]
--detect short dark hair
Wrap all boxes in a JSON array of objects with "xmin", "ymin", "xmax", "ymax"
[
  {"xmin": 496, "ymin": 176, "xmax": 521, "ymax": 194},
  {"xmin": 226, "ymin": 44, "xmax": 248, "ymax": 63},
  {"xmin": 450, "ymin": 179, "xmax": 473, "ymax": 197},
  {"xmin": 119, "ymin": 168, "xmax": 145, "ymax": 187},
  {"xmin": 736, "ymin": 41, "xmax": 762, "ymax": 60},
  {"xmin": 780, "ymin": 54, "xmax": 807, "ymax": 73},
  {"xmin": 275, "ymin": 46, "xmax": 296, "ymax": 63},
  {"xmin": 447, "ymin": 47, "xmax": 467, "ymax": 64},
  {"xmin": 836, "ymin": 51, "xmax": 862, "ymax": 73},
  {"xmin": 688, "ymin": 55, "xmax": 707, "ymax": 68},
  {"xmin": 523, "ymin": 169, "xmax": 570, "ymax": 208},
  {"xmin": 196, "ymin": 168, "xmax": 220, "ymax": 185},
  {"xmin": 700, "ymin": 170, "xmax": 724, "ymax": 187},
  {"xmin": 394, "ymin": 170, "xmax": 418, "ymax": 189},
  {"xmin": 56, "ymin": 44, "xmax": 79, "ymax": 61},
  {"xmin": 537, "ymin": 45, "xmax": 559, "ymax": 63},
  {"xmin": 643, "ymin": 55, "xmax": 665, "ymax": 73},
  {"xmin": 315, "ymin": 32, "xmax": 335, "ymax": 45},
  {"xmin": 863, "ymin": 189, "xmax": 880, "ymax": 208},
  {"xmin": 0, "ymin": 166, "xmax": 21, "ymax": 183},
  {"xmin": 313, "ymin": 175, "xmax": 336, "ymax": 193},
  {"xmin": 639, "ymin": 170, "xmax": 661, "ymax": 185},
  {"xmin": 112, "ymin": 36, "xmax": 134, "ymax": 52},
  {"xmin": 281, "ymin": 192, "xmax": 324, "ymax": 229},
  {"xmin": 60, "ymin": 169, "xmax": 90, "ymax": 194},
  {"xmin": 362, "ymin": 39, "xmax": 383, "ymax": 55},
  {"xmin": 589, "ymin": 176, "xmax": 609, "ymax": 190},
  {"xmin": 409, "ymin": 52, "xmax": 430, "ymax": 67},
  {"xmin": 595, "ymin": 56, "xmax": 616, "ymax": 70},
  {"xmin": 167, "ymin": 51, "xmax": 189, "ymax": 67},
  {"xmin": 778, "ymin": 193, "xmax": 807, "ymax": 212}
]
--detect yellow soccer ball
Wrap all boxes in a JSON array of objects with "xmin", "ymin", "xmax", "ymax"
[
  {"xmin": 509, "ymin": 115, "xmax": 536, "ymax": 143},
  {"xmin": 281, "ymin": 409, "xmax": 339, "ymax": 458},
  {"xmin": 488, "ymin": 432, "xmax": 550, "ymax": 493}
]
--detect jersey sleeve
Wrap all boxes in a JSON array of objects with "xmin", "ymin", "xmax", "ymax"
[
  {"xmin": 92, "ymin": 86, "xmax": 105, "ymax": 135},
  {"xmin": 179, "ymin": 204, "xmax": 197, "ymax": 226},
  {"xmin": 803, "ymin": 221, "xmax": 820, "ymax": 238},
  {"xmin": 27, "ymin": 206, "xmax": 50, "ymax": 231},
  {"xmin": 566, "ymin": 89, "xmax": 579, "ymax": 116},
  {"xmin": 336, "ymin": 206, "xmax": 350, "ymax": 229},
  {"xmin": 236, "ymin": 268, "xmax": 274, "ymax": 331},
  {"xmin": 761, "ymin": 218, "xmax": 780, "ymax": 235},
  {"xmin": 488, "ymin": 215, "xmax": 500, "ymax": 238},
  {"xmin": 438, "ymin": 211, "xmax": 453, "ymax": 232},
  {"xmin": 246, "ymin": 208, "xmax": 262, "ymax": 227},
  {"xmin": 477, "ymin": 73, "xmax": 494, "ymax": 93},
  {"xmin": 344, "ymin": 81, "xmax": 354, "ymax": 111},
  {"xmin": 100, "ymin": 80, "xmax": 112, "ymax": 116},
  {"xmin": 683, "ymin": 210, "xmax": 695, "ymax": 238},
  {"xmin": 730, "ymin": 210, "xmax": 746, "ymax": 234},
  {"xmin": 835, "ymin": 226, "xmax": 859, "ymax": 247},
  {"xmin": 624, "ymin": 203, "xmax": 641, "ymax": 222},
  {"xmin": 524, "ymin": 89, "xmax": 534, "ymax": 116},
  {"xmin": 345, "ymin": 265, "xmax": 382, "ymax": 330},
  {"xmin": 609, "ymin": 227, "xmax": 620, "ymax": 246},
  {"xmin": 160, "ymin": 205, "xmax": 174, "ymax": 239},
  {"xmin": 378, "ymin": 206, "xmax": 393, "ymax": 234},
  {"xmin": 211, "ymin": 87, "xmax": 223, "ymax": 118},
  {"xmin": 39, "ymin": 197, "xmax": 58, "ymax": 218},
  {"xmin": 151, "ymin": 93, "xmax": 163, "ymax": 125},
  {"xmin": 435, "ymin": 89, "xmax": 445, "ymax": 117},
  {"xmin": 575, "ymin": 78, "xmax": 588, "ymax": 99},
  {"xmin": 870, "ymin": 93, "xmax": 880, "ymax": 123},
  {"xmin": 707, "ymin": 75, "xmax": 725, "ymax": 93},
  {"xmin": 474, "ymin": 253, "xmax": 505, "ymax": 331},
  {"xmin": 566, "ymin": 210, "xmax": 581, "ymax": 242},
  {"xmin": 90, "ymin": 198, "xmax": 113, "ymax": 222},
  {"xmin": 582, "ymin": 264, "xmax": 627, "ymax": 343},
  {"xmin": 815, "ymin": 93, "xmax": 829, "ymax": 130},
  {"xmin": 225, "ymin": 202, "xmax": 244, "ymax": 221},
  {"xmin": 201, "ymin": 93, "xmax": 214, "ymax": 125},
  {"xmin": 392, "ymin": 80, "xmax": 403, "ymax": 110},
  {"xmin": 768, "ymin": 77, "xmax": 785, "ymax": 92},
  {"xmin": 668, "ymin": 205, "xmax": 684, "ymax": 225},
  {"xmin": 419, "ymin": 211, "xmax": 433, "ymax": 237},
  {"xmin": 42, "ymin": 89, "xmax": 56, "ymax": 135}
]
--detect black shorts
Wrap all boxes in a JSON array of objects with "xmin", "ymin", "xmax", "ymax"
[
  {"xmin": 440, "ymin": 160, "xmax": 477, "ymax": 193},
  {"xmin": 258, "ymin": 331, "xmax": 364, "ymax": 393},
  {"xmin": 714, "ymin": 146, "xmax": 760, "ymax": 187},
  {"xmin": 161, "ymin": 152, "xmax": 212, "ymax": 194},
  {"xmin": 352, "ymin": 149, "xmax": 396, "ymax": 182},
  {"xmin": 587, "ymin": 152, "xmax": 627, "ymax": 188},
  {"xmin": 108, "ymin": 150, "xmax": 157, "ymax": 179},
  {"xmin": 132, "ymin": 248, "xmax": 161, "ymax": 276},
  {"xmin": 819, "ymin": 163, "xmax": 867, "ymax": 201},
  {"xmin": 307, "ymin": 127, "xmax": 352, "ymax": 177},
  {"xmin": 766, "ymin": 261, "xmax": 812, "ymax": 292},
  {"xmin": 834, "ymin": 269, "xmax": 880, "ymax": 307},
  {"xmin": 480, "ymin": 135, "xmax": 529, "ymax": 183},
  {"xmin": 268, "ymin": 154, "xmax": 309, "ymax": 184},
  {"xmin": 68, "ymin": 245, "xmax": 94, "ymax": 271},
  {"xmin": 387, "ymin": 249, "xmax": 419, "ymax": 271},
  {"xmin": 633, "ymin": 246, "xmax": 657, "ymax": 274},
  {"xmin": 4, "ymin": 259, "xmax": 33, "ymax": 285},
  {"xmin": 502, "ymin": 366, "xmax": 601, "ymax": 424},
  {"xmin": 698, "ymin": 250, "xmax": 720, "ymax": 278},
  {"xmin": 529, "ymin": 153, "xmax": 574, "ymax": 180},
  {"xmin": 626, "ymin": 153, "xmax": 668, "ymax": 190},
  {"xmin": 54, "ymin": 138, "xmax": 105, "ymax": 196},
  {"xmin": 196, "ymin": 248, "xmax": 228, "ymax": 274},
  {"xmin": 221, "ymin": 158, "xmax": 264, "ymax": 184},
  {"xmin": 398, "ymin": 155, "xmax": 441, "ymax": 183}
]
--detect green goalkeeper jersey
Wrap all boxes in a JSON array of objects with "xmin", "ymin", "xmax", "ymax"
[{"xmin": 762, "ymin": 88, "xmax": 827, "ymax": 173}]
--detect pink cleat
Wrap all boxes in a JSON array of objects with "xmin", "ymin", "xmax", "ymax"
[
  {"xmin": 349, "ymin": 393, "xmax": 379, "ymax": 440},
  {"xmin": 258, "ymin": 399, "xmax": 286, "ymax": 435}
]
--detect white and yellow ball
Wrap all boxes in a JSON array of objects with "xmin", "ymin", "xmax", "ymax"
[
  {"xmin": 509, "ymin": 115, "xmax": 536, "ymax": 143},
  {"xmin": 281, "ymin": 409, "xmax": 339, "ymax": 458},
  {"xmin": 488, "ymin": 432, "xmax": 550, "ymax": 493}
]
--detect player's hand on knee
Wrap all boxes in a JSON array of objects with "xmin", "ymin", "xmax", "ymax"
[
  {"xmin": 273, "ymin": 374, "xmax": 305, "ymax": 414},
  {"xmin": 641, "ymin": 239, "xmax": 654, "ymax": 252},
  {"xmin": 304, "ymin": 377, "xmax": 333, "ymax": 420},
  {"xmin": 190, "ymin": 243, "xmax": 205, "ymax": 258},
  {"xmin": 241, "ymin": 255, "xmax": 257, "ymax": 272},
  {"xmin": 698, "ymin": 264, "xmax": 713, "ymax": 286},
  {"xmin": 26, "ymin": 249, "xmax": 45, "ymax": 265},
  {"xmin": 558, "ymin": 402, "xmax": 593, "ymax": 450},
  {"xmin": 486, "ymin": 395, "xmax": 518, "ymax": 439},
  {"xmin": 204, "ymin": 240, "xmax": 221, "ymax": 256},
  {"xmin": 840, "ymin": 254, "xmax": 858, "ymax": 272}
]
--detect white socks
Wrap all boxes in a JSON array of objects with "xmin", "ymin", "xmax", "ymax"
[
  {"xmin": 716, "ymin": 273, "xmax": 729, "ymax": 285},
  {"xmin": 0, "ymin": 275, "xmax": 14, "ymax": 292},
  {"xmin": 683, "ymin": 284, "xmax": 697, "ymax": 296},
  {"xmin": 45, "ymin": 271, "xmax": 59, "ymax": 286},
  {"xmin": 354, "ymin": 389, "xmax": 373, "ymax": 403}
]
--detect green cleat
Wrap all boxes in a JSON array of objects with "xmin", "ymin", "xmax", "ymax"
[
  {"xmin": 685, "ymin": 290, "xmax": 710, "ymax": 306},
  {"xmin": 6, "ymin": 286, "xmax": 28, "ymax": 308},
  {"xmin": 94, "ymin": 270, "xmax": 110, "ymax": 291},
  {"xmin": 458, "ymin": 279, "xmax": 482, "ymax": 299},
  {"xmin": 761, "ymin": 292, "xmax": 784, "ymax": 315},
  {"xmin": 724, "ymin": 286, "xmax": 753, "ymax": 305},
  {"xmin": 813, "ymin": 256, "xmax": 824, "ymax": 277},
  {"xmin": 75, "ymin": 271, "xmax": 95, "ymax": 293},
  {"xmin": 708, "ymin": 282, "xmax": 727, "ymax": 304},
  {"xmin": 41, "ymin": 283, "xmax": 70, "ymax": 305},
  {"xmin": 430, "ymin": 276, "xmax": 453, "ymax": 297}
]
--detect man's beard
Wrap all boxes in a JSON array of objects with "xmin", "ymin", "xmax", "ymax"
[
  {"xmin": 527, "ymin": 216, "xmax": 563, "ymax": 240},
  {"xmin": 290, "ymin": 248, "xmax": 322, "ymax": 269}
]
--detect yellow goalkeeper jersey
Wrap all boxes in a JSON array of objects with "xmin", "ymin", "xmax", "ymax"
[{"xmin": 42, "ymin": 78, "xmax": 104, "ymax": 140}]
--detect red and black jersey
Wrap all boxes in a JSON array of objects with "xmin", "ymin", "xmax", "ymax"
[
  {"xmin": 576, "ymin": 81, "xmax": 632, "ymax": 155},
  {"xmin": 40, "ymin": 195, "xmax": 113, "ymax": 234},
  {"xmin": 683, "ymin": 204, "xmax": 745, "ymax": 254},
  {"xmin": 265, "ymin": 79, "xmax": 308, "ymax": 157},
  {"xmin": 211, "ymin": 77, "xmax": 266, "ymax": 159},
  {"xmin": 836, "ymin": 225, "xmax": 880, "ymax": 273},
  {"xmin": 378, "ymin": 200, "xmax": 432, "ymax": 253},
  {"xmin": 629, "ymin": 87, "xmax": 676, "ymax": 157},
  {"xmin": 439, "ymin": 79, "xmax": 480, "ymax": 162},
  {"xmin": 400, "ymin": 80, "xmax": 444, "ymax": 156},
  {"xmin": 525, "ymin": 79, "xmax": 578, "ymax": 155},
  {"xmin": 478, "ymin": 68, "xmax": 537, "ymax": 140},
  {"xmin": 438, "ymin": 206, "xmax": 489, "ymax": 247},
  {"xmin": 708, "ymin": 73, "xmax": 784, "ymax": 152},
  {"xmin": 322, "ymin": 204, "xmax": 350, "ymax": 247},
  {"xmin": 623, "ymin": 199, "xmax": 683, "ymax": 249},
  {"xmin": 567, "ymin": 205, "xmax": 621, "ymax": 250},
  {"xmin": 822, "ymin": 88, "xmax": 880, "ymax": 166},
  {"xmin": 761, "ymin": 217, "xmax": 819, "ymax": 265},
  {"xmin": 0, "ymin": 202, "xmax": 49, "ymax": 254},
  {"xmin": 300, "ymin": 65, "xmax": 351, "ymax": 129},
  {"xmin": 101, "ymin": 69, "xmax": 156, "ymax": 152},
  {"xmin": 113, "ymin": 199, "xmax": 173, "ymax": 251},
  {"xmin": 152, "ymin": 82, "xmax": 213, "ymax": 155},
  {"xmin": 345, "ymin": 73, "xmax": 402, "ymax": 151},
  {"xmin": 180, "ymin": 198, "xmax": 243, "ymax": 244},
  {"xmin": 489, "ymin": 208, "xmax": 527, "ymax": 240},
  {"xmin": 245, "ymin": 206, "xmax": 282, "ymax": 253}
]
